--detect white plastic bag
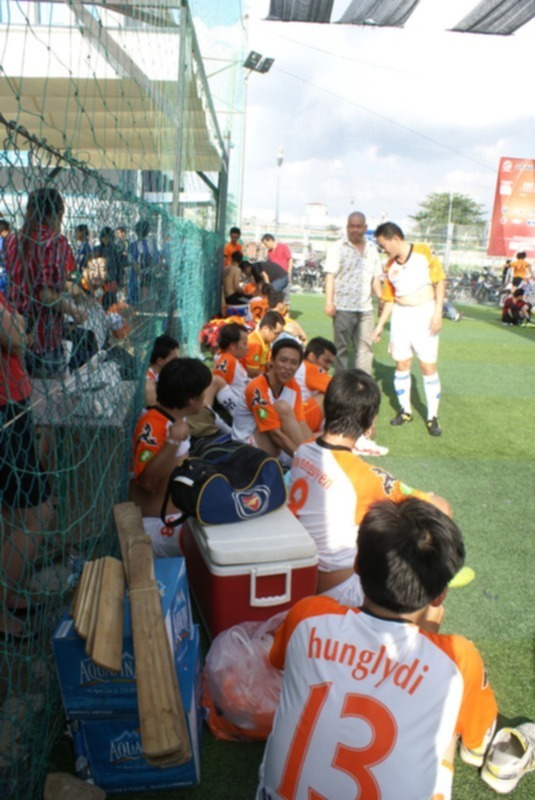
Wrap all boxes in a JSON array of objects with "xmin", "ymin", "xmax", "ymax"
[{"xmin": 202, "ymin": 612, "xmax": 286, "ymax": 740}]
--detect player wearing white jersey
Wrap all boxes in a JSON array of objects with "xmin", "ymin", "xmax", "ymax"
[
  {"xmin": 293, "ymin": 337, "xmax": 388, "ymax": 457},
  {"xmin": 257, "ymin": 497, "xmax": 498, "ymax": 800},
  {"xmin": 372, "ymin": 222, "xmax": 446, "ymax": 437},
  {"xmin": 293, "ymin": 337, "xmax": 335, "ymax": 432},
  {"xmin": 231, "ymin": 337, "xmax": 312, "ymax": 458},
  {"xmin": 212, "ymin": 322, "xmax": 250, "ymax": 407},
  {"xmin": 289, "ymin": 370, "xmax": 449, "ymax": 605}
]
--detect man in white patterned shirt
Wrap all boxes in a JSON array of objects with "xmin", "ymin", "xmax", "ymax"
[{"xmin": 324, "ymin": 211, "xmax": 382, "ymax": 374}]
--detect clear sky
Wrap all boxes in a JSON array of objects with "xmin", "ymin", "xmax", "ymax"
[{"xmin": 241, "ymin": 0, "xmax": 534, "ymax": 227}]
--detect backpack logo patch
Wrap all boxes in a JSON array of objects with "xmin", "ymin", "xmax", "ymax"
[{"xmin": 232, "ymin": 486, "xmax": 271, "ymax": 519}]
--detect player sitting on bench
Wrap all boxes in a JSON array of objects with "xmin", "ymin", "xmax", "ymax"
[
  {"xmin": 257, "ymin": 496, "xmax": 498, "ymax": 800},
  {"xmin": 289, "ymin": 368, "xmax": 451, "ymax": 605}
]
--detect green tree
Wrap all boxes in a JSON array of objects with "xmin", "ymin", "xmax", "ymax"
[{"xmin": 410, "ymin": 192, "xmax": 486, "ymax": 228}]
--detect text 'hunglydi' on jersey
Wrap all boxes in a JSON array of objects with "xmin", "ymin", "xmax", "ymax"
[{"xmin": 307, "ymin": 624, "xmax": 428, "ymax": 695}]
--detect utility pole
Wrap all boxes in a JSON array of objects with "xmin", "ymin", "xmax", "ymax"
[
  {"xmin": 444, "ymin": 192, "xmax": 454, "ymax": 271},
  {"xmin": 275, "ymin": 147, "xmax": 284, "ymax": 235}
]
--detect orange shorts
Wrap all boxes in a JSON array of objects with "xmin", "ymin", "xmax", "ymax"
[{"xmin": 303, "ymin": 397, "xmax": 323, "ymax": 433}]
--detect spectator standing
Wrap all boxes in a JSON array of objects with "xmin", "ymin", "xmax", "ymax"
[
  {"xmin": 324, "ymin": 211, "xmax": 382, "ymax": 374},
  {"xmin": 128, "ymin": 219, "xmax": 159, "ymax": 304},
  {"xmin": 74, "ymin": 223, "xmax": 91, "ymax": 274},
  {"xmin": 6, "ymin": 187, "xmax": 80, "ymax": 377},
  {"xmin": 0, "ymin": 292, "xmax": 53, "ymax": 637},
  {"xmin": 510, "ymin": 251, "xmax": 532, "ymax": 287},
  {"xmin": 0, "ymin": 219, "xmax": 11, "ymax": 292},
  {"xmin": 115, "ymin": 225, "xmax": 128, "ymax": 254},
  {"xmin": 97, "ymin": 226, "xmax": 125, "ymax": 292},
  {"xmin": 501, "ymin": 258, "xmax": 512, "ymax": 286},
  {"xmin": 223, "ymin": 226, "xmax": 243, "ymax": 267},
  {"xmin": 262, "ymin": 233, "xmax": 293, "ymax": 303}
]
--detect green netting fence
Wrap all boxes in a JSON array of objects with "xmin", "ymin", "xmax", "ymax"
[
  {"xmin": 0, "ymin": 115, "xmax": 221, "ymax": 800},
  {"xmin": 0, "ymin": 1, "xmax": 242, "ymax": 794}
]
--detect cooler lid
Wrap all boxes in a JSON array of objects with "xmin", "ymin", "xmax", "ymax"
[{"xmin": 188, "ymin": 506, "xmax": 318, "ymax": 566}]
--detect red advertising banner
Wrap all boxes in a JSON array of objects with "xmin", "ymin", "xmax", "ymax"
[{"xmin": 487, "ymin": 157, "xmax": 535, "ymax": 258}]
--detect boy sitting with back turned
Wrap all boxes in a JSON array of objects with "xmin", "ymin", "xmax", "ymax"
[
  {"xmin": 257, "ymin": 497, "xmax": 498, "ymax": 800},
  {"xmin": 289, "ymin": 369, "xmax": 450, "ymax": 605}
]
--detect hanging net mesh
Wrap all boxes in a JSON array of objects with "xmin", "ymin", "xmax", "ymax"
[{"xmin": 0, "ymin": 2, "xmax": 244, "ymax": 796}]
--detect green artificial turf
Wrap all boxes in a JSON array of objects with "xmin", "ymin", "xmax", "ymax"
[{"xmin": 54, "ymin": 295, "xmax": 535, "ymax": 799}]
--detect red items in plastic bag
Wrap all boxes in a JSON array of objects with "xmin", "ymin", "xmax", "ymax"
[{"xmin": 202, "ymin": 613, "xmax": 286, "ymax": 741}]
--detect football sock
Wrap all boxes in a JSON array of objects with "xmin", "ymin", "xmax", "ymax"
[
  {"xmin": 394, "ymin": 370, "xmax": 412, "ymax": 414},
  {"xmin": 216, "ymin": 385, "xmax": 236, "ymax": 416},
  {"xmin": 423, "ymin": 373, "xmax": 441, "ymax": 420}
]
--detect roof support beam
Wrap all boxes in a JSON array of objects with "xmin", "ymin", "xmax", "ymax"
[{"xmin": 67, "ymin": 0, "xmax": 179, "ymax": 125}]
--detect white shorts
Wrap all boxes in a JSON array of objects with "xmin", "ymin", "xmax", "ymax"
[
  {"xmin": 143, "ymin": 515, "xmax": 183, "ymax": 558},
  {"xmin": 389, "ymin": 300, "xmax": 439, "ymax": 364},
  {"xmin": 321, "ymin": 573, "xmax": 364, "ymax": 607}
]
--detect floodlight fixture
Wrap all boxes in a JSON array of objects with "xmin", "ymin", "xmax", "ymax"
[
  {"xmin": 257, "ymin": 57, "xmax": 275, "ymax": 74},
  {"xmin": 243, "ymin": 50, "xmax": 275, "ymax": 74},
  {"xmin": 244, "ymin": 50, "xmax": 263, "ymax": 70}
]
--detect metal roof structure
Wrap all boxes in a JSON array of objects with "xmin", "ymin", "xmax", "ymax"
[
  {"xmin": 0, "ymin": 1, "xmax": 225, "ymax": 174},
  {"xmin": 266, "ymin": 0, "xmax": 535, "ymax": 35}
]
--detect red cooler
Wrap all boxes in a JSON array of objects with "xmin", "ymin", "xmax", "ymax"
[{"xmin": 181, "ymin": 507, "xmax": 318, "ymax": 637}]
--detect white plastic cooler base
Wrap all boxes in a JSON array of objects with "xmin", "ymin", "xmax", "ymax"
[{"xmin": 181, "ymin": 506, "xmax": 318, "ymax": 636}]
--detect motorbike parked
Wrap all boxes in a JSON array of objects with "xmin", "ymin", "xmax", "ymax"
[
  {"xmin": 473, "ymin": 267, "xmax": 501, "ymax": 305},
  {"xmin": 292, "ymin": 258, "xmax": 324, "ymax": 291}
]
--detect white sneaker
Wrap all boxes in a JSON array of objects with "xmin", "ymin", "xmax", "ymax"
[
  {"xmin": 481, "ymin": 723, "xmax": 535, "ymax": 794},
  {"xmin": 459, "ymin": 721, "xmax": 495, "ymax": 767},
  {"xmin": 353, "ymin": 435, "xmax": 389, "ymax": 457}
]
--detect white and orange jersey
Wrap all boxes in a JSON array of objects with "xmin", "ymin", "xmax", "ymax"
[
  {"xmin": 213, "ymin": 351, "xmax": 249, "ymax": 400},
  {"xmin": 249, "ymin": 295, "xmax": 269, "ymax": 323},
  {"xmin": 294, "ymin": 360, "xmax": 332, "ymax": 402},
  {"xmin": 131, "ymin": 406, "xmax": 189, "ymax": 482},
  {"xmin": 257, "ymin": 597, "xmax": 497, "ymax": 800},
  {"xmin": 245, "ymin": 328, "xmax": 271, "ymax": 374},
  {"xmin": 231, "ymin": 373, "xmax": 304, "ymax": 443},
  {"xmin": 382, "ymin": 243, "xmax": 446, "ymax": 302},
  {"xmin": 289, "ymin": 439, "xmax": 429, "ymax": 572}
]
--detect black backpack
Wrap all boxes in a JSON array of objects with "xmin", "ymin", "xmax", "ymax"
[{"xmin": 161, "ymin": 444, "xmax": 287, "ymax": 526}]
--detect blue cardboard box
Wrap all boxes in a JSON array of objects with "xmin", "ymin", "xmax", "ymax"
[
  {"xmin": 52, "ymin": 557, "xmax": 193, "ymax": 718},
  {"xmin": 71, "ymin": 626, "xmax": 203, "ymax": 793}
]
